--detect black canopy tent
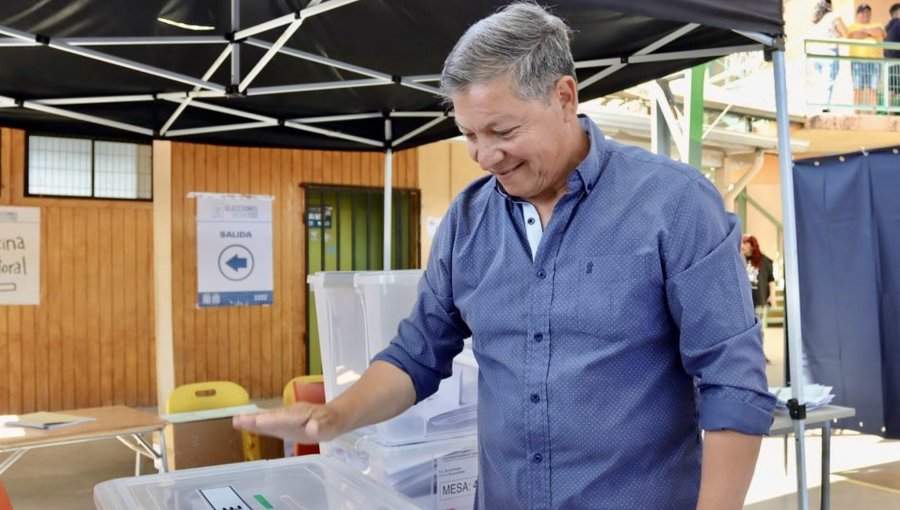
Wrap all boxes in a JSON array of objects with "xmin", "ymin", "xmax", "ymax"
[
  {"xmin": 0, "ymin": 0, "xmax": 782, "ymax": 150},
  {"xmin": 0, "ymin": 2, "xmax": 816, "ymax": 509}
]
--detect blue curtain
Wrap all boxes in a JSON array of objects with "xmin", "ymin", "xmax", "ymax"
[{"xmin": 794, "ymin": 146, "xmax": 900, "ymax": 438}]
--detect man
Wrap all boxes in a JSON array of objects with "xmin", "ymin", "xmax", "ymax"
[
  {"xmin": 886, "ymin": 3, "xmax": 900, "ymax": 107},
  {"xmin": 847, "ymin": 3, "xmax": 887, "ymax": 110},
  {"xmin": 235, "ymin": 4, "xmax": 774, "ymax": 509}
]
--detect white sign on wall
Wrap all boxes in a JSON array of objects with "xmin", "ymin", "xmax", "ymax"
[
  {"xmin": 0, "ymin": 206, "xmax": 40, "ymax": 305},
  {"xmin": 194, "ymin": 194, "xmax": 274, "ymax": 308}
]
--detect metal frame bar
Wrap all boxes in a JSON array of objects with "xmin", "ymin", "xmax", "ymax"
[
  {"xmin": 161, "ymin": 45, "xmax": 234, "ymax": 135},
  {"xmin": 22, "ymin": 101, "xmax": 154, "ymax": 136},
  {"xmin": 734, "ymin": 30, "xmax": 775, "ymax": 46},
  {"xmin": 56, "ymin": 36, "xmax": 226, "ymax": 46},
  {"xmin": 233, "ymin": 0, "xmax": 358, "ymax": 41},
  {"xmin": 166, "ymin": 120, "xmax": 276, "ymax": 137},
  {"xmin": 578, "ymin": 24, "xmax": 699, "ymax": 90},
  {"xmin": 0, "ymin": 448, "xmax": 27, "ymax": 475},
  {"xmin": 239, "ymin": 18, "xmax": 304, "ymax": 92},
  {"xmin": 647, "ymin": 81, "xmax": 688, "ymax": 159},
  {"xmin": 162, "ymin": 98, "xmax": 276, "ymax": 123},
  {"xmin": 36, "ymin": 94, "xmax": 156, "ymax": 105},
  {"xmin": 231, "ymin": 0, "xmax": 241, "ymax": 86},
  {"xmin": 383, "ymin": 121, "xmax": 393, "ymax": 270},
  {"xmin": 293, "ymin": 112, "xmax": 384, "ymax": 123},
  {"xmin": 49, "ymin": 40, "xmax": 224, "ymax": 92},
  {"xmin": 284, "ymin": 120, "xmax": 382, "ymax": 147},
  {"xmin": 245, "ymin": 38, "xmax": 391, "ymax": 81},
  {"xmin": 773, "ymin": 47, "xmax": 809, "ymax": 510},
  {"xmin": 0, "ymin": 38, "xmax": 38, "ymax": 47},
  {"xmin": 247, "ymin": 78, "xmax": 389, "ymax": 96},
  {"xmin": 392, "ymin": 115, "xmax": 447, "ymax": 147}
]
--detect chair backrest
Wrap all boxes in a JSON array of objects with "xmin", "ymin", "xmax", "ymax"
[
  {"xmin": 166, "ymin": 381, "xmax": 250, "ymax": 414},
  {"xmin": 281, "ymin": 375, "xmax": 326, "ymax": 457},
  {"xmin": 0, "ymin": 478, "xmax": 13, "ymax": 510},
  {"xmin": 282, "ymin": 375, "xmax": 325, "ymax": 407}
]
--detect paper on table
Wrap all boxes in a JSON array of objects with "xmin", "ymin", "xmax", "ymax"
[
  {"xmin": 769, "ymin": 384, "xmax": 835, "ymax": 413},
  {"xmin": 5, "ymin": 411, "xmax": 96, "ymax": 430}
]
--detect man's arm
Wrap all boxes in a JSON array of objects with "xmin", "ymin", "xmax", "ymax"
[
  {"xmin": 696, "ymin": 430, "xmax": 763, "ymax": 510},
  {"xmin": 233, "ymin": 360, "xmax": 416, "ymax": 443}
]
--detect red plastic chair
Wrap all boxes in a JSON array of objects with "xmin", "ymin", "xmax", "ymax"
[
  {"xmin": 0, "ymin": 479, "xmax": 13, "ymax": 510},
  {"xmin": 282, "ymin": 375, "xmax": 326, "ymax": 456}
]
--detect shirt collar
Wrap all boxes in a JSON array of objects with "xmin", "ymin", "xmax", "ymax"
[{"xmin": 493, "ymin": 114, "xmax": 606, "ymax": 201}]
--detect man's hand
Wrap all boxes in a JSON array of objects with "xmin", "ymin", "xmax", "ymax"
[
  {"xmin": 233, "ymin": 360, "xmax": 418, "ymax": 444},
  {"xmin": 233, "ymin": 402, "xmax": 345, "ymax": 444}
]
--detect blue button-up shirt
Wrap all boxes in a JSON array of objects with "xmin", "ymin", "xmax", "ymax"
[{"xmin": 374, "ymin": 116, "xmax": 775, "ymax": 510}]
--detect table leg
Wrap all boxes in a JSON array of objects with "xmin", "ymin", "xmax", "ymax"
[
  {"xmin": 821, "ymin": 421, "xmax": 831, "ymax": 510},
  {"xmin": 0, "ymin": 448, "xmax": 28, "ymax": 476},
  {"xmin": 158, "ymin": 428, "xmax": 169, "ymax": 473}
]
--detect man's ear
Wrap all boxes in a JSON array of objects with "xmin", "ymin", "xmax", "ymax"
[{"xmin": 554, "ymin": 75, "xmax": 579, "ymax": 117}]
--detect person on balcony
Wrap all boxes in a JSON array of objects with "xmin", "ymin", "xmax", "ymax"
[
  {"xmin": 810, "ymin": 0, "xmax": 848, "ymax": 108},
  {"xmin": 886, "ymin": 3, "xmax": 900, "ymax": 108},
  {"xmin": 848, "ymin": 3, "xmax": 887, "ymax": 111}
]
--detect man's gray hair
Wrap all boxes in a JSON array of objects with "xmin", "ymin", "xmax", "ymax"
[{"xmin": 440, "ymin": 2, "xmax": 576, "ymax": 104}]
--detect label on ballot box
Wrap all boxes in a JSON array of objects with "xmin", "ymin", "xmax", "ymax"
[{"xmin": 436, "ymin": 449, "xmax": 478, "ymax": 509}]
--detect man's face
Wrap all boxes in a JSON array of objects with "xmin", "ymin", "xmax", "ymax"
[
  {"xmin": 857, "ymin": 9, "xmax": 871, "ymax": 23},
  {"xmin": 452, "ymin": 77, "xmax": 576, "ymax": 202},
  {"xmin": 741, "ymin": 241, "xmax": 753, "ymax": 257}
]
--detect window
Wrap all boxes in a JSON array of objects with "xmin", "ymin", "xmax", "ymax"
[{"xmin": 27, "ymin": 135, "xmax": 152, "ymax": 199}]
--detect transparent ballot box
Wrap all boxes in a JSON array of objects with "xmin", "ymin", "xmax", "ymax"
[
  {"xmin": 309, "ymin": 270, "xmax": 479, "ymax": 445},
  {"xmin": 324, "ymin": 430, "xmax": 479, "ymax": 510},
  {"xmin": 94, "ymin": 455, "xmax": 420, "ymax": 510}
]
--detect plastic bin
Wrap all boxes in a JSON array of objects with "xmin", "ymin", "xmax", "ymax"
[
  {"xmin": 372, "ymin": 348, "xmax": 478, "ymax": 445},
  {"xmin": 309, "ymin": 270, "xmax": 479, "ymax": 445},
  {"xmin": 308, "ymin": 272, "xmax": 369, "ymax": 402},
  {"xmin": 94, "ymin": 455, "xmax": 420, "ymax": 510},
  {"xmin": 324, "ymin": 430, "xmax": 479, "ymax": 510},
  {"xmin": 354, "ymin": 270, "xmax": 425, "ymax": 355}
]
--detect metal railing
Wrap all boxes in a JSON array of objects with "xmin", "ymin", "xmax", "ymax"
[{"xmin": 805, "ymin": 38, "xmax": 900, "ymax": 114}]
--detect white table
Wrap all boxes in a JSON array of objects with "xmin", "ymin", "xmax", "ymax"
[{"xmin": 769, "ymin": 405, "xmax": 856, "ymax": 510}]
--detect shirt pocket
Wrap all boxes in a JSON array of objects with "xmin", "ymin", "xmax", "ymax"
[{"xmin": 560, "ymin": 253, "xmax": 662, "ymax": 337}]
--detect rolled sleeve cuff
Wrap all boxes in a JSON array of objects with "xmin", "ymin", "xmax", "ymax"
[
  {"xmin": 371, "ymin": 344, "xmax": 442, "ymax": 404},
  {"xmin": 699, "ymin": 397, "xmax": 775, "ymax": 435}
]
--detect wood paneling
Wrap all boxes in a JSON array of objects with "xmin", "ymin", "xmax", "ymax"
[
  {"xmin": 0, "ymin": 128, "xmax": 155, "ymax": 413},
  {"xmin": 168, "ymin": 142, "xmax": 417, "ymax": 398},
  {"xmin": 0, "ymin": 126, "xmax": 418, "ymax": 412}
]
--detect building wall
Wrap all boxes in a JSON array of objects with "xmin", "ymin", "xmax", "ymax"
[
  {"xmin": 0, "ymin": 126, "xmax": 417, "ymax": 413},
  {"xmin": 417, "ymin": 141, "xmax": 484, "ymax": 266}
]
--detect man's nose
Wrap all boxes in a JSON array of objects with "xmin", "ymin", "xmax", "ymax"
[{"xmin": 475, "ymin": 141, "xmax": 503, "ymax": 171}]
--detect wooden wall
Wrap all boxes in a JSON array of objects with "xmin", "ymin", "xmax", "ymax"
[
  {"xmin": 0, "ymin": 126, "xmax": 418, "ymax": 413},
  {"xmin": 0, "ymin": 128, "xmax": 155, "ymax": 413},
  {"xmin": 168, "ymin": 143, "xmax": 418, "ymax": 402}
]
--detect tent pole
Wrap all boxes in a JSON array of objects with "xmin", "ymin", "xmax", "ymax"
[
  {"xmin": 231, "ymin": 0, "xmax": 240, "ymax": 85},
  {"xmin": 773, "ymin": 47, "xmax": 809, "ymax": 510},
  {"xmin": 383, "ymin": 117, "xmax": 393, "ymax": 270}
]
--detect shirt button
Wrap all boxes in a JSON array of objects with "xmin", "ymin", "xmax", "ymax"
[
  {"xmin": 530, "ymin": 394, "xmax": 540, "ymax": 403},
  {"xmin": 536, "ymin": 269, "xmax": 546, "ymax": 279},
  {"xmin": 533, "ymin": 332, "xmax": 543, "ymax": 342},
  {"xmin": 532, "ymin": 453, "xmax": 543, "ymax": 463},
  {"xmin": 527, "ymin": 217, "xmax": 536, "ymax": 225}
]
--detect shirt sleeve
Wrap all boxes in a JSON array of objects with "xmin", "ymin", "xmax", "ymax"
[
  {"xmin": 663, "ymin": 177, "xmax": 776, "ymax": 435},
  {"xmin": 371, "ymin": 204, "xmax": 471, "ymax": 403}
]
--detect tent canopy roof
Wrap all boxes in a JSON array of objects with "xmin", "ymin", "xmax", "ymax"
[{"xmin": 0, "ymin": 0, "xmax": 783, "ymax": 151}]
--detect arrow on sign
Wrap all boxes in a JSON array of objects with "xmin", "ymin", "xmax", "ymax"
[{"xmin": 226, "ymin": 254, "xmax": 248, "ymax": 272}]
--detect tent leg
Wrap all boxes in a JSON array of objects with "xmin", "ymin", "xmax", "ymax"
[
  {"xmin": 383, "ymin": 145, "xmax": 393, "ymax": 271},
  {"xmin": 773, "ymin": 48, "xmax": 809, "ymax": 510}
]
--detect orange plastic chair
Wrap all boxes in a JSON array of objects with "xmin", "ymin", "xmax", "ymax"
[
  {"xmin": 282, "ymin": 375, "xmax": 325, "ymax": 456},
  {"xmin": 0, "ymin": 479, "xmax": 12, "ymax": 510},
  {"xmin": 166, "ymin": 381, "xmax": 261, "ymax": 461}
]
